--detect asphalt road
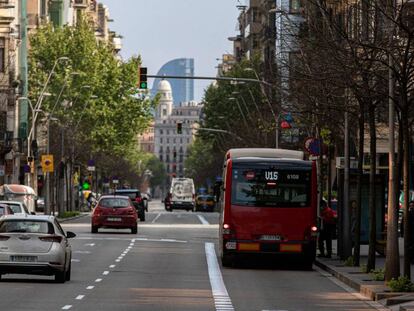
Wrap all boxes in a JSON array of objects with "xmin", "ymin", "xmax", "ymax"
[{"xmin": 0, "ymin": 200, "xmax": 388, "ymax": 311}]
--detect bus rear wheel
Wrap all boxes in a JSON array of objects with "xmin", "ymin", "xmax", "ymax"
[{"xmin": 221, "ymin": 253, "xmax": 234, "ymax": 267}]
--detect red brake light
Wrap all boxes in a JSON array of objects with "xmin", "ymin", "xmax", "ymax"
[
  {"xmin": 0, "ymin": 235, "xmax": 10, "ymax": 241},
  {"xmin": 39, "ymin": 235, "xmax": 63, "ymax": 243},
  {"xmin": 223, "ymin": 224, "xmax": 234, "ymax": 235}
]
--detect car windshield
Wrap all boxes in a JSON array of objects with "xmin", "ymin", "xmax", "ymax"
[
  {"xmin": 6, "ymin": 203, "xmax": 24, "ymax": 214},
  {"xmin": 99, "ymin": 198, "xmax": 130, "ymax": 208},
  {"xmin": 0, "ymin": 220, "xmax": 54, "ymax": 234},
  {"xmin": 115, "ymin": 191, "xmax": 140, "ymax": 200},
  {"xmin": 231, "ymin": 164, "xmax": 311, "ymax": 207}
]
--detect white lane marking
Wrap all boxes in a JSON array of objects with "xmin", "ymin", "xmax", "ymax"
[
  {"xmin": 76, "ymin": 295, "xmax": 85, "ymax": 300},
  {"xmin": 205, "ymin": 243, "xmax": 235, "ymax": 311},
  {"xmin": 315, "ymin": 266, "xmax": 390, "ymax": 311},
  {"xmin": 103, "ymin": 271, "xmax": 109, "ymax": 275},
  {"xmin": 62, "ymin": 306, "xmax": 72, "ymax": 310},
  {"xmin": 197, "ymin": 215, "xmax": 210, "ymax": 225},
  {"xmin": 84, "ymin": 243, "xmax": 95, "ymax": 247},
  {"xmin": 73, "ymin": 236, "xmax": 189, "ymax": 242},
  {"xmin": 115, "ymin": 259, "xmax": 121, "ymax": 262},
  {"xmin": 109, "ymin": 265, "xmax": 116, "ymax": 268},
  {"xmin": 95, "ymin": 278, "xmax": 102, "ymax": 283},
  {"xmin": 71, "ymin": 259, "xmax": 80, "ymax": 262},
  {"xmin": 65, "ymin": 223, "xmax": 218, "ymax": 229},
  {"xmin": 74, "ymin": 250, "xmax": 91, "ymax": 254},
  {"xmin": 151, "ymin": 213, "xmax": 161, "ymax": 224},
  {"xmin": 86, "ymin": 286, "xmax": 94, "ymax": 290}
]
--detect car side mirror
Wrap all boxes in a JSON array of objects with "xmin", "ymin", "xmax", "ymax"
[{"xmin": 66, "ymin": 231, "xmax": 76, "ymax": 239}]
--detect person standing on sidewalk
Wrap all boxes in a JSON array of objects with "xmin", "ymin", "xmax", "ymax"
[{"xmin": 318, "ymin": 200, "xmax": 337, "ymax": 258}]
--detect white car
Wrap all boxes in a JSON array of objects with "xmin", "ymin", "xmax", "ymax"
[
  {"xmin": 0, "ymin": 215, "xmax": 76, "ymax": 283},
  {"xmin": 0, "ymin": 201, "xmax": 31, "ymax": 216}
]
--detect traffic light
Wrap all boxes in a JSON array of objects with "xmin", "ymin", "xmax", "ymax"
[
  {"xmin": 177, "ymin": 122, "xmax": 182, "ymax": 134},
  {"xmin": 138, "ymin": 67, "xmax": 147, "ymax": 89}
]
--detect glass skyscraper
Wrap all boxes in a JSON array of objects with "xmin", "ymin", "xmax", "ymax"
[{"xmin": 151, "ymin": 58, "xmax": 194, "ymax": 106}]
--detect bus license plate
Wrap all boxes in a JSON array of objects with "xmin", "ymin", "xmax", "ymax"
[
  {"xmin": 10, "ymin": 256, "xmax": 37, "ymax": 262},
  {"xmin": 260, "ymin": 235, "xmax": 281, "ymax": 241}
]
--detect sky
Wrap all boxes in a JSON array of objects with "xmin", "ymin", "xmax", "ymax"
[{"xmin": 99, "ymin": 0, "xmax": 243, "ymax": 102}]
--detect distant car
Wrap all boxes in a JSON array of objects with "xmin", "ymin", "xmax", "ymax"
[
  {"xmin": 0, "ymin": 204, "xmax": 14, "ymax": 216},
  {"xmin": 36, "ymin": 197, "xmax": 45, "ymax": 213},
  {"xmin": 0, "ymin": 215, "xmax": 76, "ymax": 283},
  {"xmin": 170, "ymin": 178, "xmax": 195, "ymax": 212},
  {"xmin": 91, "ymin": 195, "xmax": 138, "ymax": 234},
  {"xmin": 114, "ymin": 189, "xmax": 145, "ymax": 221},
  {"xmin": 0, "ymin": 201, "xmax": 30, "ymax": 216},
  {"xmin": 195, "ymin": 195, "xmax": 215, "ymax": 212}
]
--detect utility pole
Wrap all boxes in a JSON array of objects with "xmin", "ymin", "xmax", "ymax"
[{"xmin": 16, "ymin": 0, "xmax": 28, "ymax": 185}]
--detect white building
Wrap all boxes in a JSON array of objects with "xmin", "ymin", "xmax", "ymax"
[{"xmin": 154, "ymin": 80, "xmax": 202, "ymax": 178}]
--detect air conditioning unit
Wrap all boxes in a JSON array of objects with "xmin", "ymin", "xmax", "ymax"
[{"xmin": 336, "ymin": 157, "xmax": 358, "ymax": 169}]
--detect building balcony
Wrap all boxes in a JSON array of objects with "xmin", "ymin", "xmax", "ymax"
[{"xmin": 0, "ymin": 0, "xmax": 15, "ymax": 9}]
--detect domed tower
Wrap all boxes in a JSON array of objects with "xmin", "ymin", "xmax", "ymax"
[{"xmin": 156, "ymin": 80, "xmax": 173, "ymax": 119}]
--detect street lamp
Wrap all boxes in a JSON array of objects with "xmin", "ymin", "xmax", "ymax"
[{"xmin": 244, "ymin": 67, "xmax": 279, "ymax": 148}]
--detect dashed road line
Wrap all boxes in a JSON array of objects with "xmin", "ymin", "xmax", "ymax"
[
  {"xmin": 95, "ymin": 278, "xmax": 102, "ymax": 283},
  {"xmin": 76, "ymin": 295, "xmax": 85, "ymax": 300},
  {"xmin": 197, "ymin": 215, "xmax": 209, "ymax": 225},
  {"xmin": 86, "ymin": 286, "xmax": 94, "ymax": 290},
  {"xmin": 71, "ymin": 259, "xmax": 80, "ymax": 262},
  {"xmin": 103, "ymin": 271, "xmax": 109, "ymax": 275},
  {"xmin": 62, "ymin": 305, "xmax": 72, "ymax": 310},
  {"xmin": 151, "ymin": 213, "xmax": 161, "ymax": 223},
  {"xmin": 109, "ymin": 265, "xmax": 116, "ymax": 268},
  {"xmin": 205, "ymin": 243, "xmax": 235, "ymax": 311}
]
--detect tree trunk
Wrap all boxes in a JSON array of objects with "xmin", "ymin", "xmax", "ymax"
[
  {"xmin": 353, "ymin": 104, "xmax": 364, "ymax": 266},
  {"xmin": 402, "ymin": 108, "xmax": 411, "ymax": 278},
  {"xmin": 367, "ymin": 104, "xmax": 377, "ymax": 272}
]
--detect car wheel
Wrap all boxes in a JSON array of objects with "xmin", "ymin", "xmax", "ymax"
[
  {"xmin": 91, "ymin": 226, "xmax": 98, "ymax": 233},
  {"xmin": 131, "ymin": 226, "xmax": 137, "ymax": 234},
  {"xmin": 65, "ymin": 263, "xmax": 71, "ymax": 281},
  {"xmin": 55, "ymin": 269, "xmax": 66, "ymax": 283}
]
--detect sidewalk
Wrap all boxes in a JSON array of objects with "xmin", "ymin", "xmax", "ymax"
[{"xmin": 315, "ymin": 238, "xmax": 414, "ymax": 310}]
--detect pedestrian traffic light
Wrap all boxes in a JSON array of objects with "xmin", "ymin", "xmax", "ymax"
[
  {"xmin": 177, "ymin": 122, "xmax": 182, "ymax": 134},
  {"xmin": 138, "ymin": 67, "xmax": 147, "ymax": 89}
]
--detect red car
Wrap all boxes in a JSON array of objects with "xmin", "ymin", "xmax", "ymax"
[
  {"xmin": 91, "ymin": 195, "xmax": 137, "ymax": 234},
  {"xmin": 0, "ymin": 204, "xmax": 14, "ymax": 216}
]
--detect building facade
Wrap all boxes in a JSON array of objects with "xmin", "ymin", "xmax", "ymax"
[
  {"xmin": 151, "ymin": 58, "xmax": 194, "ymax": 107},
  {"xmin": 153, "ymin": 80, "xmax": 202, "ymax": 180}
]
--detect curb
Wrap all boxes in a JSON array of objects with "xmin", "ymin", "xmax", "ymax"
[
  {"xmin": 57, "ymin": 213, "xmax": 89, "ymax": 223},
  {"xmin": 315, "ymin": 258, "xmax": 389, "ymax": 300}
]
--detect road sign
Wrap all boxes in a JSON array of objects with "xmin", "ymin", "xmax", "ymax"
[
  {"xmin": 304, "ymin": 137, "xmax": 322, "ymax": 156},
  {"xmin": 41, "ymin": 155, "xmax": 54, "ymax": 173}
]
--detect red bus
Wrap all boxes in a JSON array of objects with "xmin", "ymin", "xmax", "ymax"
[{"xmin": 219, "ymin": 148, "xmax": 318, "ymax": 269}]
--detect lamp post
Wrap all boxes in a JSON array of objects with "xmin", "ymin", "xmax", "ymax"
[
  {"xmin": 244, "ymin": 68, "xmax": 279, "ymax": 148},
  {"xmin": 28, "ymin": 57, "xmax": 70, "ymax": 143}
]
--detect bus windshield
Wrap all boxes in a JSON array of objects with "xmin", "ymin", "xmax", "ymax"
[{"xmin": 231, "ymin": 164, "xmax": 311, "ymax": 207}]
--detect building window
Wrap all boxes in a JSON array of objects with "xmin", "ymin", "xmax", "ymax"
[
  {"xmin": 160, "ymin": 138, "xmax": 163, "ymax": 143},
  {"xmin": 290, "ymin": 0, "xmax": 302, "ymax": 13},
  {"xmin": 162, "ymin": 108, "xmax": 167, "ymax": 116},
  {"xmin": 0, "ymin": 38, "xmax": 5, "ymax": 73},
  {"xmin": 159, "ymin": 154, "xmax": 163, "ymax": 161},
  {"xmin": 160, "ymin": 129, "xmax": 163, "ymax": 135}
]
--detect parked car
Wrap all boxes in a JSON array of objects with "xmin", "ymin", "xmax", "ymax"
[
  {"xmin": 195, "ymin": 194, "xmax": 215, "ymax": 212},
  {"xmin": 0, "ymin": 204, "xmax": 14, "ymax": 216},
  {"xmin": 0, "ymin": 215, "xmax": 76, "ymax": 283},
  {"xmin": 0, "ymin": 201, "xmax": 31, "ymax": 215},
  {"xmin": 91, "ymin": 195, "xmax": 138, "ymax": 234},
  {"xmin": 36, "ymin": 197, "xmax": 45, "ymax": 213},
  {"xmin": 114, "ymin": 189, "xmax": 145, "ymax": 221}
]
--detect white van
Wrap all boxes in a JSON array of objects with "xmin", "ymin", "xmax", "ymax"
[
  {"xmin": 0, "ymin": 184, "xmax": 37, "ymax": 214},
  {"xmin": 169, "ymin": 178, "xmax": 195, "ymax": 212}
]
